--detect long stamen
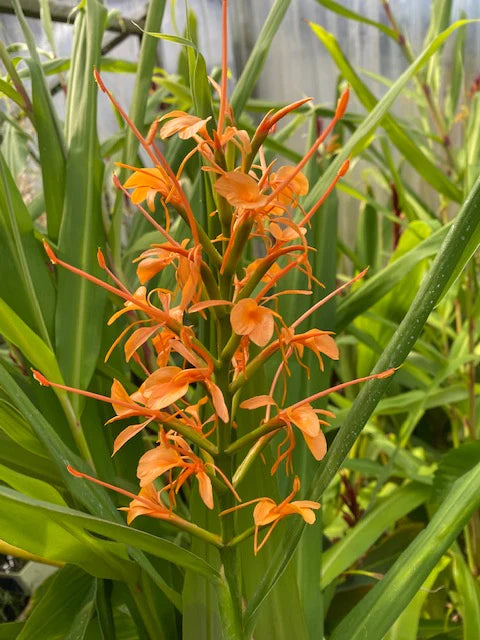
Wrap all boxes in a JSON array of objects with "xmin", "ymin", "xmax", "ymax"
[
  {"xmin": 113, "ymin": 175, "xmax": 180, "ymax": 247},
  {"xmin": 292, "ymin": 267, "xmax": 368, "ymax": 329},
  {"xmin": 263, "ymin": 87, "xmax": 349, "ymax": 208},
  {"xmin": 68, "ymin": 466, "xmax": 171, "ymax": 515},
  {"xmin": 286, "ymin": 369, "xmax": 396, "ymax": 412},
  {"xmin": 300, "ymin": 158, "xmax": 350, "ymax": 226},
  {"xmin": 217, "ymin": 0, "xmax": 229, "ymax": 136},
  {"xmin": 32, "ymin": 369, "xmax": 153, "ymax": 417}
]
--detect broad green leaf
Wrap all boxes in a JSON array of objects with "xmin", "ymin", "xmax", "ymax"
[
  {"xmin": 17, "ymin": 566, "xmax": 95, "ymax": 640},
  {"xmin": 0, "ymin": 298, "xmax": 62, "ymax": 382},
  {"xmin": 56, "ymin": 0, "xmax": 108, "ymax": 408},
  {"xmin": 28, "ymin": 58, "xmax": 66, "ymax": 241},
  {"xmin": 0, "ymin": 485, "xmax": 221, "ymax": 582},
  {"xmin": 309, "ymin": 22, "xmax": 462, "ymax": 203},
  {"xmin": 0, "ymin": 461, "xmax": 65, "ymax": 505},
  {"xmin": 0, "ymin": 487, "xmax": 132, "ymax": 580},
  {"xmin": 305, "ymin": 20, "xmax": 477, "ymax": 211},
  {"xmin": 315, "ymin": 0, "xmax": 398, "ymax": 40},
  {"xmin": 321, "ymin": 483, "xmax": 431, "ymax": 589},
  {"xmin": 330, "ymin": 460, "xmax": 480, "ymax": 639},
  {"xmin": 230, "ymin": 0, "xmax": 291, "ymax": 116}
]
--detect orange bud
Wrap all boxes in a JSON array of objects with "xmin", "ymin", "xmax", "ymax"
[
  {"xmin": 336, "ymin": 86, "xmax": 350, "ymax": 118},
  {"xmin": 93, "ymin": 67, "xmax": 106, "ymax": 92},
  {"xmin": 43, "ymin": 240, "xmax": 57, "ymax": 264},
  {"xmin": 338, "ymin": 158, "xmax": 350, "ymax": 177},
  {"xmin": 32, "ymin": 369, "xmax": 50, "ymax": 386},
  {"xmin": 97, "ymin": 248, "xmax": 106, "ymax": 269}
]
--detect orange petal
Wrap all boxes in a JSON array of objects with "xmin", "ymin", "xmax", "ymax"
[
  {"xmin": 240, "ymin": 395, "xmax": 277, "ymax": 410},
  {"xmin": 196, "ymin": 471, "xmax": 214, "ymax": 509},
  {"xmin": 303, "ymin": 429, "xmax": 327, "ymax": 461}
]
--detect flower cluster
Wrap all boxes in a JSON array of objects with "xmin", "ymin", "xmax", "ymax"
[{"xmin": 34, "ymin": 1, "xmax": 394, "ymax": 554}]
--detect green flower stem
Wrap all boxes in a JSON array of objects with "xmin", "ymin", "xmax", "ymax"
[
  {"xmin": 168, "ymin": 417, "xmax": 218, "ymax": 456},
  {"xmin": 226, "ymin": 526, "xmax": 255, "ymax": 548},
  {"xmin": 242, "ymin": 173, "xmax": 480, "ymax": 633},
  {"xmin": 224, "ymin": 419, "xmax": 282, "ymax": 455}
]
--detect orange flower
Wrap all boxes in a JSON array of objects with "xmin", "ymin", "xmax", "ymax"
[
  {"xmin": 230, "ymin": 298, "xmax": 275, "ymax": 347},
  {"xmin": 214, "ymin": 172, "xmax": 268, "ymax": 210},
  {"xmin": 159, "ymin": 110, "xmax": 211, "ymax": 140},
  {"xmin": 269, "ymin": 166, "xmax": 309, "ymax": 205},
  {"xmin": 283, "ymin": 404, "xmax": 329, "ymax": 461},
  {"xmin": 122, "ymin": 165, "xmax": 182, "ymax": 210},
  {"xmin": 121, "ymin": 483, "xmax": 172, "ymax": 525},
  {"xmin": 134, "ymin": 246, "xmax": 178, "ymax": 284},
  {"xmin": 282, "ymin": 327, "xmax": 339, "ymax": 371},
  {"xmin": 221, "ymin": 477, "xmax": 319, "ymax": 554}
]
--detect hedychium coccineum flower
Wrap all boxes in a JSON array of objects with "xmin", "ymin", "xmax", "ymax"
[{"xmin": 33, "ymin": 0, "xmax": 395, "ymax": 559}]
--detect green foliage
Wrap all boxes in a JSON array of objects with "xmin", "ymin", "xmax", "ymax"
[{"xmin": 0, "ymin": 0, "xmax": 479, "ymax": 638}]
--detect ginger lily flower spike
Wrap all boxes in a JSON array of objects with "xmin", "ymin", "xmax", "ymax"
[{"xmin": 35, "ymin": 0, "xmax": 395, "ymax": 575}]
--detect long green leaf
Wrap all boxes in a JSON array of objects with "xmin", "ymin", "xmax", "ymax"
[
  {"xmin": 56, "ymin": 0, "xmax": 107, "ymax": 409},
  {"xmin": 331, "ymin": 461, "xmax": 480, "ymax": 639},
  {"xmin": 230, "ymin": 0, "xmax": 291, "ymax": 116},
  {"xmin": 305, "ymin": 20, "xmax": 477, "ymax": 211},
  {"xmin": 0, "ymin": 153, "xmax": 55, "ymax": 341},
  {"xmin": 11, "ymin": 0, "xmax": 66, "ymax": 241},
  {"xmin": 0, "ymin": 485, "xmax": 221, "ymax": 582},
  {"xmin": 309, "ymin": 21, "xmax": 463, "ymax": 202},
  {"xmin": 315, "ymin": 0, "xmax": 398, "ymax": 40}
]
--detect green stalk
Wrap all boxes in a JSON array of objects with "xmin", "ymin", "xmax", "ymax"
[{"xmin": 242, "ymin": 172, "xmax": 480, "ymax": 633}]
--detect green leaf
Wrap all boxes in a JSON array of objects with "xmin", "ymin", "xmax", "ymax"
[
  {"xmin": 0, "ymin": 78, "xmax": 26, "ymax": 107},
  {"xmin": 434, "ymin": 441, "xmax": 480, "ymax": 503},
  {"xmin": 0, "ymin": 485, "xmax": 221, "ymax": 582},
  {"xmin": 450, "ymin": 544, "xmax": 480, "ymax": 640},
  {"xmin": 315, "ymin": 0, "xmax": 398, "ymax": 40},
  {"xmin": 306, "ymin": 20, "xmax": 478, "ymax": 210},
  {"xmin": 0, "ymin": 487, "xmax": 132, "ymax": 580},
  {"xmin": 0, "ymin": 298, "xmax": 62, "ymax": 382},
  {"xmin": 336, "ymin": 221, "xmax": 445, "ymax": 331},
  {"xmin": 11, "ymin": 0, "xmax": 66, "ymax": 241},
  {"xmin": 384, "ymin": 556, "xmax": 450, "ymax": 640},
  {"xmin": 28, "ymin": 58, "xmax": 66, "ymax": 241},
  {"xmin": 330, "ymin": 460, "xmax": 480, "ymax": 639},
  {"xmin": 0, "ymin": 152, "xmax": 55, "ymax": 340},
  {"xmin": 17, "ymin": 566, "xmax": 95, "ymax": 640},
  {"xmin": 230, "ymin": 0, "xmax": 291, "ymax": 116},
  {"xmin": 321, "ymin": 483, "xmax": 431, "ymax": 589},
  {"xmin": 0, "ymin": 399, "xmax": 49, "ymax": 458},
  {"xmin": 56, "ymin": 0, "xmax": 108, "ymax": 408}
]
